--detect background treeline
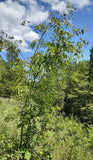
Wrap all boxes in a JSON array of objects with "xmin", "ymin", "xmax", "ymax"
[
  {"xmin": 0, "ymin": 4, "xmax": 93, "ymax": 160},
  {"xmin": 0, "ymin": 46, "xmax": 93, "ymax": 124}
]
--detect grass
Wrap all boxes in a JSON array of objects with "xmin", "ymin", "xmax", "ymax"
[
  {"xmin": 0, "ymin": 97, "xmax": 93, "ymax": 160},
  {"xmin": 0, "ymin": 97, "xmax": 21, "ymax": 159}
]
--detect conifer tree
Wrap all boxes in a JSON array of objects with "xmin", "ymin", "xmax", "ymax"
[{"xmin": 89, "ymin": 47, "xmax": 93, "ymax": 80}]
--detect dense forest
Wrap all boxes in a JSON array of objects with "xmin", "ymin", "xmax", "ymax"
[{"xmin": 0, "ymin": 4, "xmax": 93, "ymax": 160}]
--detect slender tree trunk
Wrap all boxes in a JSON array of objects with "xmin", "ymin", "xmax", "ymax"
[{"xmin": 19, "ymin": 123, "xmax": 24, "ymax": 149}]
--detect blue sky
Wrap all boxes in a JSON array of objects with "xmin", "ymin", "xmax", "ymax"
[
  {"xmin": 0, "ymin": 0, "xmax": 93, "ymax": 60},
  {"xmin": 72, "ymin": 4, "xmax": 93, "ymax": 59}
]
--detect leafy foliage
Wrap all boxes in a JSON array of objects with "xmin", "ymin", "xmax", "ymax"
[
  {"xmin": 0, "ymin": 3, "xmax": 93, "ymax": 160},
  {"xmin": 0, "ymin": 98, "xmax": 93, "ymax": 160}
]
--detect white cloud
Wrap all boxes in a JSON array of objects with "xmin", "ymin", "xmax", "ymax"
[
  {"xmin": 18, "ymin": 0, "xmax": 48, "ymax": 25},
  {"xmin": 41, "ymin": 0, "xmax": 67, "ymax": 12},
  {"xmin": 40, "ymin": 0, "xmax": 59, "ymax": 4},
  {"xmin": 68, "ymin": 0, "xmax": 92, "ymax": 9},
  {"xmin": 0, "ymin": 0, "xmax": 25, "ymax": 30},
  {"xmin": 24, "ymin": 30, "xmax": 40, "ymax": 42},
  {"xmin": 41, "ymin": 0, "xmax": 92, "ymax": 10},
  {"xmin": 0, "ymin": 0, "xmax": 92, "ymax": 54},
  {"xmin": 26, "ymin": 9, "xmax": 48, "ymax": 25},
  {"xmin": 52, "ymin": 1, "xmax": 67, "ymax": 13},
  {"xmin": 0, "ymin": 0, "xmax": 48, "ymax": 53}
]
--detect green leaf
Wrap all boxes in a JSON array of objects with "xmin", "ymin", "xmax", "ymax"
[{"xmin": 25, "ymin": 151, "xmax": 31, "ymax": 160}]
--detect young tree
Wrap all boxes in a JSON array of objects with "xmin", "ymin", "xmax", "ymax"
[{"xmin": 15, "ymin": 4, "xmax": 87, "ymax": 159}]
